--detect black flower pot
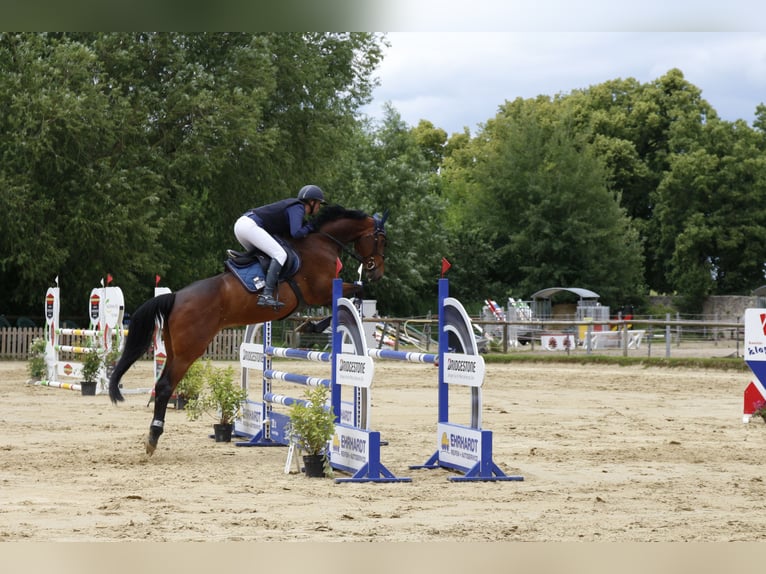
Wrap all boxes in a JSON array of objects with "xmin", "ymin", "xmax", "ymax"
[
  {"xmin": 213, "ymin": 423, "xmax": 233, "ymax": 442},
  {"xmin": 302, "ymin": 454, "xmax": 326, "ymax": 477},
  {"xmin": 80, "ymin": 381, "xmax": 97, "ymax": 396}
]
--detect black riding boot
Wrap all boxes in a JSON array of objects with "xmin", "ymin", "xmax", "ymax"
[{"xmin": 258, "ymin": 259, "xmax": 285, "ymax": 308}]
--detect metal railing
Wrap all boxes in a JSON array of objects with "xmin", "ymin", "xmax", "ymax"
[
  {"xmin": 366, "ymin": 315, "xmax": 744, "ymax": 358},
  {"xmin": 0, "ymin": 315, "xmax": 745, "ymax": 361}
]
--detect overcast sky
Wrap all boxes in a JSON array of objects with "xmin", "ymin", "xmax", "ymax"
[{"xmin": 361, "ymin": 31, "xmax": 766, "ymax": 136}]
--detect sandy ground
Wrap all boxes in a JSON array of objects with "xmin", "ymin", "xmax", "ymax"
[{"xmin": 2, "ymin": 346, "xmax": 766, "ymax": 543}]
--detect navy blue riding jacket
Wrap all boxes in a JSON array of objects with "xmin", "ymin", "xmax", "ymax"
[{"xmin": 246, "ymin": 198, "xmax": 314, "ymax": 239}]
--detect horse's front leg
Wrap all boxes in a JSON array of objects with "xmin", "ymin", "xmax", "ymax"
[{"xmin": 146, "ymin": 374, "xmax": 173, "ymax": 455}]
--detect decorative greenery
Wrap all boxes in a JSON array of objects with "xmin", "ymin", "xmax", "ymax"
[
  {"xmin": 175, "ymin": 359, "xmax": 205, "ymax": 400},
  {"xmin": 287, "ymin": 384, "xmax": 336, "ymax": 457},
  {"xmin": 185, "ymin": 361, "xmax": 247, "ymax": 425},
  {"xmin": 80, "ymin": 341, "xmax": 103, "ymax": 383},
  {"xmin": 27, "ymin": 337, "xmax": 47, "ymax": 380},
  {"xmin": 103, "ymin": 335, "xmax": 121, "ymax": 369}
]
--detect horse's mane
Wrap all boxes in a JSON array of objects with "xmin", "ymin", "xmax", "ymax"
[{"xmin": 312, "ymin": 204, "xmax": 368, "ymax": 228}]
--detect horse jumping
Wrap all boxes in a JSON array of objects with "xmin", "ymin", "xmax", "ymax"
[{"xmin": 109, "ymin": 205, "xmax": 388, "ymax": 454}]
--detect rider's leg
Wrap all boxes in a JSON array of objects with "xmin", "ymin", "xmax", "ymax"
[
  {"xmin": 259, "ymin": 258, "xmax": 285, "ymax": 308},
  {"xmin": 233, "ymin": 217, "xmax": 287, "ymax": 308}
]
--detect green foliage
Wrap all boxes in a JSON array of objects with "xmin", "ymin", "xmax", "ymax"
[
  {"xmin": 2, "ymin": 35, "xmax": 765, "ymax": 319},
  {"xmin": 79, "ymin": 343, "xmax": 102, "ymax": 383},
  {"xmin": 175, "ymin": 359, "xmax": 205, "ymax": 400},
  {"xmin": 287, "ymin": 384, "xmax": 336, "ymax": 456},
  {"xmin": 442, "ymin": 97, "xmax": 646, "ymax": 309},
  {"xmin": 0, "ymin": 32, "xmax": 385, "ymax": 318},
  {"xmin": 185, "ymin": 361, "xmax": 247, "ymax": 425},
  {"xmin": 329, "ymin": 107, "xmax": 449, "ymax": 315},
  {"xmin": 27, "ymin": 337, "xmax": 47, "ymax": 380}
]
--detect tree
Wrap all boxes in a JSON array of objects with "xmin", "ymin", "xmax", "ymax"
[
  {"xmin": 0, "ymin": 33, "xmax": 386, "ymax": 318},
  {"xmin": 655, "ymin": 118, "xmax": 766, "ymax": 311},
  {"xmin": 328, "ymin": 105, "xmax": 449, "ymax": 315},
  {"xmin": 0, "ymin": 33, "xmax": 167, "ymax": 315},
  {"xmin": 442, "ymin": 96, "xmax": 646, "ymax": 309}
]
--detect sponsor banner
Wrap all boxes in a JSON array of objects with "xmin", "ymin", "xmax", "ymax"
[
  {"xmin": 437, "ymin": 422, "xmax": 482, "ymax": 473},
  {"xmin": 442, "ymin": 352, "xmax": 484, "ymax": 387},
  {"xmin": 58, "ymin": 361, "xmax": 83, "ymax": 380},
  {"xmin": 335, "ymin": 353, "xmax": 374, "ymax": 388},
  {"xmin": 745, "ymin": 309, "xmax": 766, "ymax": 391},
  {"xmin": 240, "ymin": 342, "xmax": 265, "ymax": 370},
  {"xmin": 339, "ymin": 401, "xmax": 355, "ymax": 426},
  {"xmin": 541, "ymin": 334, "xmax": 575, "ymax": 351},
  {"xmin": 745, "ymin": 309, "xmax": 766, "ymax": 360},
  {"xmin": 330, "ymin": 424, "xmax": 369, "ymax": 472},
  {"xmin": 45, "ymin": 288, "xmax": 57, "ymax": 321},
  {"xmin": 234, "ymin": 399, "xmax": 264, "ymax": 437},
  {"xmin": 89, "ymin": 291, "xmax": 101, "ymax": 323},
  {"xmin": 102, "ymin": 286, "xmax": 124, "ymax": 329}
]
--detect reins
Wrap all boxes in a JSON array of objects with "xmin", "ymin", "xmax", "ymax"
[
  {"xmin": 317, "ymin": 231, "xmax": 358, "ymax": 261},
  {"xmin": 317, "ymin": 229, "xmax": 386, "ymax": 270},
  {"xmin": 314, "ymin": 209, "xmax": 388, "ymax": 272}
]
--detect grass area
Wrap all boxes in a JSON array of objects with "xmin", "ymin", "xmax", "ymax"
[{"xmin": 483, "ymin": 353, "xmax": 749, "ymax": 371}]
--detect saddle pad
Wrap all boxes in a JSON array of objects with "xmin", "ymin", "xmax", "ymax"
[{"xmin": 224, "ymin": 259, "xmax": 265, "ymax": 294}]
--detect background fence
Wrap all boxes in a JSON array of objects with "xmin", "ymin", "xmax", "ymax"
[
  {"xmin": 0, "ymin": 321, "xmax": 294, "ymax": 361},
  {"xmin": 2, "ymin": 312, "xmax": 748, "ymax": 362}
]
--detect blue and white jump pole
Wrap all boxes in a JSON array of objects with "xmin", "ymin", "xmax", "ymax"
[{"xmin": 235, "ymin": 279, "xmax": 411, "ymax": 483}]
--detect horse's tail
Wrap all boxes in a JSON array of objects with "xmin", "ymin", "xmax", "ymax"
[{"xmin": 109, "ymin": 293, "xmax": 176, "ymax": 404}]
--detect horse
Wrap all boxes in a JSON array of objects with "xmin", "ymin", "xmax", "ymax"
[{"xmin": 109, "ymin": 205, "xmax": 388, "ymax": 455}]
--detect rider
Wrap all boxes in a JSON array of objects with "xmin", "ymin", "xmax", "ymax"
[{"xmin": 234, "ymin": 184, "xmax": 326, "ymax": 308}]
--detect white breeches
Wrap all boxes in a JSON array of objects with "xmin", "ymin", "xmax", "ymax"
[{"xmin": 234, "ymin": 215, "xmax": 287, "ymax": 265}]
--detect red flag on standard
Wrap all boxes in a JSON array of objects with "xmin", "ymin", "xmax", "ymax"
[
  {"xmin": 336, "ymin": 258, "xmax": 343, "ymax": 278},
  {"xmin": 441, "ymin": 257, "xmax": 451, "ymax": 277}
]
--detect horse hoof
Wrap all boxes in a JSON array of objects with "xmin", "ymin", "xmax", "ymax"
[{"xmin": 144, "ymin": 436, "xmax": 157, "ymax": 456}]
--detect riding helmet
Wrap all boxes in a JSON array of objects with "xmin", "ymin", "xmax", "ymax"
[{"xmin": 297, "ymin": 184, "xmax": 326, "ymax": 204}]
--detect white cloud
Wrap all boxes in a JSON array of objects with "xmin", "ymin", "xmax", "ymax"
[
  {"xmin": 362, "ymin": 32, "xmax": 766, "ymax": 135},
  {"xmin": 381, "ymin": 0, "xmax": 766, "ymax": 32}
]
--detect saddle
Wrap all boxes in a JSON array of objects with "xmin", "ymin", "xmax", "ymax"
[{"xmin": 224, "ymin": 238, "xmax": 301, "ymax": 294}]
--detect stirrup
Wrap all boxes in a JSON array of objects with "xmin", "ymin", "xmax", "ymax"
[{"xmin": 257, "ymin": 294, "xmax": 285, "ymax": 309}]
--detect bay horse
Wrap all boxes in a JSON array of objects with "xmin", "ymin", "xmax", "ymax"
[{"xmin": 109, "ymin": 205, "xmax": 388, "ymax": 455}]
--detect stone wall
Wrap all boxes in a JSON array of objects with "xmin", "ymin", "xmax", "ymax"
[
  {"xmin": 647, "ymin": 295, "xmax": 757, "ymax": 322},
  {"xmin": 702, "ymin": 295, "xmax": 756, "ymax": 323}
]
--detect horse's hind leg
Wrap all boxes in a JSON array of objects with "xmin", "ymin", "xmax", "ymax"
[
  {"xmin": 145, "ymin": 355, "xmax": 195, "ymax": 455},
  {"xmin": 146, "ymin": 368, "xmax": 174, "ymax": 455}
]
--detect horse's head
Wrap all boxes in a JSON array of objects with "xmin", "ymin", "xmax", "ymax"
[
  {"xmin": 355, "ymin": 210, "xmax": 388, "ymax": 281},
  {"xmin": 313, "ymin": 206, "xmax": 388, "ymax": 282}
]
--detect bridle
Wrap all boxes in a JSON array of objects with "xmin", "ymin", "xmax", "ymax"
[
  {"xmin": 318, "ymin": 211, "xmax": 388, "ymax": 273},
  {"xmin": 357, "ymin": 219, "xmax": 387, "ymax": 272}
]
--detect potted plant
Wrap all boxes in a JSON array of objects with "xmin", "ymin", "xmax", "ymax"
[
  {"xmin": 79, "ymin": 341, "xmax": 103, "ymax": 396},
  {"xmin": 173, "ymin": 359, "xmax": 205, "ymax": 410},
  {"xmin": 185, "ymin": 360, "xmax": 247, "ymax": 442},
  {"xmin": 287, "ymin": 384, "xmax": 337, "ymax": 477},
  {"xmin": 27, "ymin": 337, "xmax": 47, "ymax": 382}
]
